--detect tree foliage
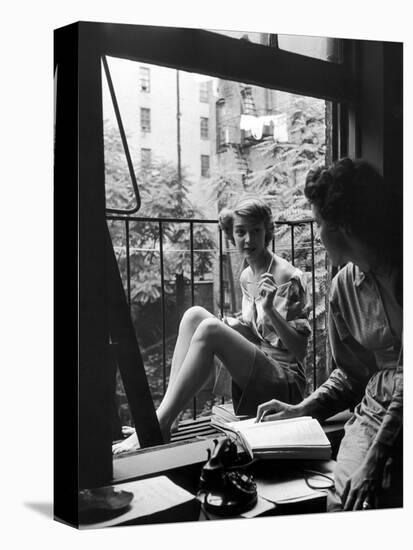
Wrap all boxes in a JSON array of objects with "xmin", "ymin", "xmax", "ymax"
[{"xmin": 104, "ymin": 123, "xmax": 216, "ymax": 307}]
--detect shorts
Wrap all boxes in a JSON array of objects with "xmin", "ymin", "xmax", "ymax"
[{"xmin": 231, "ymin": 346, "xmax": 306, "ymax": 416}]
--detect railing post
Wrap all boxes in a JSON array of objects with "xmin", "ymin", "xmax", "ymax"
[
  {"xmin": 159, "ymin": 220, "xmax": 167, "ymax": 395},
  {"xmin": 125, "ymin": 219, "xmax": 131, "ymax": 310},
  {"xmin": 189, "ymin": 221, "xmax": 197, "ymax": 419},
  {"xmin": 310, "ymin": 221, "xmax": 317, "ymax": 391},
  {"xmin": 290, "ymin": 224, "xmax": 295, "ymax": 265},
  {"xmin": 219, "ymin": 226, "xmax": 224, "ymax": 319}
]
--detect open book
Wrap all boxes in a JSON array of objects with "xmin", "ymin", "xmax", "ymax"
[
  {"xmin": 212, "ymin": 416, "xmax": 331, "ymax": 460},
  {"xmin": 211, "ymin": 402, "xmax": 248, "ymax": 424}
]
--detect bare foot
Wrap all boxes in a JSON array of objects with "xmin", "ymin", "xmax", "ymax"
[
  {"xmin": 171, "ymin": 417, "xmax": 180, "ymax": 434},
  {"xmin": 112, "ymin": 418, "xmax": 180, "ymax": 454},
  {"xmin": 121, "ymin": 426, "xmax": 135, "ymax": 437},
  {"xmin": 112, "ymin": 431, "xmax": 140, "ymax": 455}
]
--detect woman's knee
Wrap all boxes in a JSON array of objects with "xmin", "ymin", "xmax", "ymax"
[
  {"xmin": 180, "ymin": 306, "xmax": 212, "ymax": 332},
  {"xmin": 192, "ymin": 317, "xmax": 223, "ymax": 345}
]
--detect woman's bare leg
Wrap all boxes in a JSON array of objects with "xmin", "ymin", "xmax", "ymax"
[
  {"xmin": 156, "ymin": 317, "xmax": 257, "ymax": 439},
  {"xmin": 167, "ymin": 306, "xmax": 214, "ymax": 389},
  {"xmin": 112, "ymin": 306, "xmax": 213, "ymax": 454}
]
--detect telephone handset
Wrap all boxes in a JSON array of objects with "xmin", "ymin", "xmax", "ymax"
[{"xmin": 198, "ymin": 438, "xmax": 257, "ymax": 516}]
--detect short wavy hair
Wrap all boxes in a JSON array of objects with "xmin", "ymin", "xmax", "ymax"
[
  {"xmin": 218, "ymin": 197, "xmax": 275, "ymax": 247},
  {"xmin": 304, "ymin": 157, "xmax": 402, "ymax": 267}
]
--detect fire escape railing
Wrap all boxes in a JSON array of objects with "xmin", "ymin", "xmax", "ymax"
[{"xmin": 106, "ymin": 214, "xmax": 323, "ymax": 421}]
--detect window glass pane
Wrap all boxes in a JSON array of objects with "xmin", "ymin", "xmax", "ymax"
[
  {"xmin": 200, "ymin": 117, "xmax": 209, "ymax": 139},
  {"xmin": 199, "ymin": 81, "xmax": 209, "ymax": 102},
  {"xmin": 102, "ymin": 56, "xmax": 331, "ymax": 432},
  {"xmin": 278, "ymin": 34, "xmax": 343, "ymax": 63},
  {"xmin": 206, "ymin": 29, "xmax": 270, "ymax": 46},
  {"xmin": 140, "ymin": 107, "xmax": 151, "ymax": 132},
  {"xmin": 206, "ymin": 29, "xmax": 343, "ymax": 63},
  {"xmin": 201, "ymin": 154, "xmax": 210, "ymax": 177},
  {"xmin": 141, "ymin": 147, "xmax": 151, "ymax": 166},
  {"xmin": 139, "ymin": 66, "xmax": 150, "ymax": 92}
]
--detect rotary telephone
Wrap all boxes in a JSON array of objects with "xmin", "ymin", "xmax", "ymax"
[{"xmin": 198, "ymin": 437, "xmax": 257, "ymax": 516}]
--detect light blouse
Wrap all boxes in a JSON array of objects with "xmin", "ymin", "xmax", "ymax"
[{"xmin": 239, "ymin": 254, "xmax": 312, "ymax": 363}]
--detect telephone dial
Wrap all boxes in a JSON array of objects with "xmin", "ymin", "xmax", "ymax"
[{"xmin": 198, "ymin": 437, "xmax": 257, "ymax": 516}]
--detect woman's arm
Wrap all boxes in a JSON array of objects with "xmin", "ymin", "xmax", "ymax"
[
  {"xmin": 262, "ymin": 305, "xmax": 308, "ymax": 362},
  {"xmin": 258, "ymin": 272, "xmax": 308, "ymax": 361},
  {"xmin": 256, "ymin": 299, "xmax": 376, "ymax": 422}
]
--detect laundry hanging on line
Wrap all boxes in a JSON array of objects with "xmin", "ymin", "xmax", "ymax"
[{"xmin": 240, "ymin": 113, "xmax": 288, "ymax": 141}]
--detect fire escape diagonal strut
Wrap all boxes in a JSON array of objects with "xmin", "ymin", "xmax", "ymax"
[{"xmin": 106, "ymin": 226, "xmax": 164, "ymax": 448}]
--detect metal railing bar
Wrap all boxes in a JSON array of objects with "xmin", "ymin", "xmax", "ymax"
[
  {"xmin": 219, "ymin": 227, "xmax": 224, "ymax": 320},
  {"xmin": 290, "ymin": 224, "xmax": 295, "ymax": 265},
  {"xmin": 125, "ymin": 219, "xmax": 131, "ymax": 309},
  {"xmin": 158, "ymin": 221, "xmax": 167, "ymax": 395},
  {"xmin": 102, "ymin": 56, "xmax": 141, "ymax": 215},
  {"xmin": 218, "ymin": 226, "xmax": 225, "ymax": 406},
  {"xmin": 107, "ymin": 214, "xmax": 316, "ymax": 226},
  {"xmin": 189, "ymin": 221, "xmax": 197, "ymax": 419},
  {"xmin": 113, "ymin": 244, "xmax": 325, "ymax": 254},
  {"xmin": 107, "ymin": 215, "xmax": 218, "ymax": 224},
  {"xmin": 189, "ymin": 222, "xmax": 195, "ymax": 305},
  {"xmin": 310, "ymin": 221, "xmax": 317, "ymax": 391}
]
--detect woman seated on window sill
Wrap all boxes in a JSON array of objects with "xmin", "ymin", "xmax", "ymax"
[
  {"xmin": 256, "ymin": 158, "xmax": 403, "ymax": 512},
  {"xmin": 113, "ymin": 197, "xmax": 311, "ymax": 454}
]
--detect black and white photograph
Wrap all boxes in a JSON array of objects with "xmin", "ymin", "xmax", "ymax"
[
  {"xmin": 3, "ymin": 1, "xmax": 411, "ymax": 548},
  {"xmin": 54, "ymin": 18, "xmax": 404, "ymax": 527}
]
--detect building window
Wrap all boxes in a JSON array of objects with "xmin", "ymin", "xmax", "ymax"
[
  {"xmin": 140, "ymin": 108, "xmax": 151, "ymax": 132},
  {"xmin": 139, "ymin": 67, "xmax": 150, "ymax": 92},
  {"xmin": 216, "ymin": 99, "xmax": 227, "ymax": 151},
  {"xmin": 201, "ymin": 155, "xmax": 210, "ymax": 178},
  {"xmin": 200, "ymin": 117, "xmax": 209, "ymax": 140},
  {"xmin": 241, "ymin": 86, "xmax": 255, "ymax": 115},
  {"xmin": 141, "ymin": 148, "xmax": 151, "ymax": 166},
  {"xmin": 200, "ymin": 81, "xmax": 209, "ymax": 102}
]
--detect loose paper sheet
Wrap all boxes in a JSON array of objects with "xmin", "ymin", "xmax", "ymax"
[
  {"xmin": 256, "ymin": 473, "xmax": 322, "ymax": 503},
  {"xmin": 81, "ymin": 475, "xmax": 195, "ymax": 529},
  {"xmin": 241, "ymin": 495, "xmax": 276, "ymax": 518}
]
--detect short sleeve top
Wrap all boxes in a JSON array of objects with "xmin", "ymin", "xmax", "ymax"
[{"xmin": 239, "ymin": 254, "xmax": 311, "ymax": 356}]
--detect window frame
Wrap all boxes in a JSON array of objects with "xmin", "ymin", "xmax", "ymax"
[
  {"xmin": 140, "ymin": 106, "xmax": 151, "ymax": 132},
  {"xmin": 199, "ymin": 80, "xmax": 209, "ymax": 102},
  {"xmin": 240, "ymin": 86, "xmax": 255, "ymax": 115},
  {"xmin": 200, "ymin": 116, "xmax": 209, "ymax": 140},
  {"xmin": 216, "ymin": 98, "xmax": 227, "ymax": 152},
  {"xmin": 200, "ymin": 154, "xmax": 210, "ymax": 177},
  {"xmin": 74, "ymin": 22, "xmax": 363, "ymax": 483},
  {"xmin": 140, "ymin": 147, "xmax": 151, "ymax": 166},
  {"xmin": 139, "ymin": 66, "xmax": 150, "ymax": 92}
]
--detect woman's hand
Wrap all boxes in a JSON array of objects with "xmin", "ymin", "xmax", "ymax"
[
  {"xmin": 257, "ymin": 273, "xmax": 278, "ymax": 312},
  {"xmin": 256, "ymin": 272, "xmax": 307, "ymax": 362},
  {"xmin": 255, "ymin": 398, "xmax": 304, "ymax": 423},
  {"xmin": 341, "ymin": 441, "xmax": 389, "ymax": 511}
]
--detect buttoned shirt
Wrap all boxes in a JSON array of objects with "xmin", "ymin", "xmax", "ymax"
[{"xmin": 310, "ymin": 262, "xmax": 402, "ymax": 448}]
